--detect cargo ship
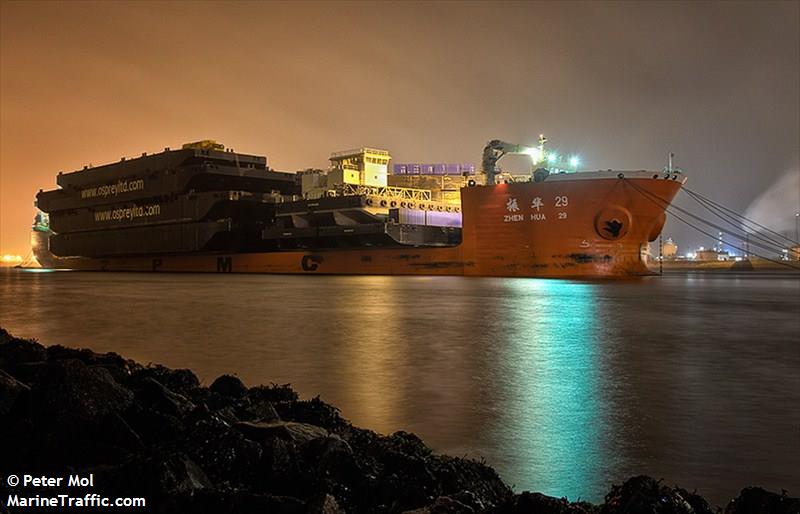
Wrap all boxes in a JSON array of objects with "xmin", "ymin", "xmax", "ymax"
[{"xmin": 31, "ymin": 139, "xmax": 685, "ymax": 277}]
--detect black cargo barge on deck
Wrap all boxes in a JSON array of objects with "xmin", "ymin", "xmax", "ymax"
[
  {"xmin": 35, "ymin": 141, "xmax": 299, "ymax": 258},
  {"xmin": 34, "ymin": 141, "xmax": 460, "ymax": 261}
]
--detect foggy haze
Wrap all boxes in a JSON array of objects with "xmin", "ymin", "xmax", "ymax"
[
  {"xmin": 744, "ymin": 167, "xmax": 800, "ymax": 242},
  {"xmin": 1, "ymin": 1, "xmax": 798, "ymax": 256}
]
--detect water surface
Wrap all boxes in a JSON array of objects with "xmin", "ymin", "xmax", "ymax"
[{"xmin": 1, "ymin": 269, "xmax": 798, "ymax": 504}]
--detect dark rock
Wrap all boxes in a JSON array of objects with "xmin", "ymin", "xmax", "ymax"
[
  {"xmin": 725, "ymin": 487, "xmax": 800, "ymax": 514},
  {"xmin": 210, "ymin": 374, "xmax": 248, "ymax": 397},
  {"xmin": 301, "ymin": 434, "xmax": 361, "ymax": 503},
  {"xmin": 0, "ymin": 369, "xmax": 29, "ymax": 416},
  {"xmin": 508, "ymin": 491, "xmax": 598, "ymax": 513},
  {"xmin": 131, "ymin": 364, "xmax": 200, "ymax": 397},
  {"xmin": 2, "ymin": 394, "xmax": 143, "ymax": 469},
  {"xmin": 404, "ymin": 496, "xmax": 476, "ymax": 514},
  {"xmin": 162, "ymin": 490, "xmax": 306, "ymax": 514},
  {"xmin": 198, "ymin": 389, "xmax": 239, "ymax": 411},
  {"xmin": 601, "ymin": 475, "xmax": 695, "ymax": 514},
  {"xmin": 137, "ymin": 376, "xmax": 195, "ymax": 416},
  {"xmin": 428, "ymin": 454, "xmax": 511, "ymax": 510},
  {"xmin": 99, "ymin": 412, "xmax": 145, "ymax": 451},
  {"xmin": 303, "ymin": 434, "xmax": 355, "ymax": 474},
  {"xmin": 450, "ymin": 491, "xmax": 487, "ymax": 512},
  {"xmin": 29, "ymin": 359, "xmax": 134, "ymax": 425},
  {"xmin": 47, "ymin": 344, "xmax": 129, "ymax": 367},
  {"xmin": 353, "ymin": 431, "xmax": 443, "ymax": 511},
  {"xmin": 234, "ymin": 420, "xmax": 329, "ymax": 444},
  {"xmin": 383, "ymin": 431, "xmax": 433, "ymax": 459},
  {"xmin": 96, "ymin": 451, "xmax": 212, "ymax": 499},
  {"xmin": 307, "ymin": 493, "xmax": 346, "ymax": 514},
  {"xmin": 237, "ymin": 396, "xmax": 281, "ymax": 422},
  {"xmin": 182, "ymin": 418, "xmax": 263, "ymax": 487},
  {"xmin": 160, "ymin": 453, "xmax": 213, "ymax": 493},
  {"xmin": 0, "ymin": 333, "xmax": 47, "ymax": 371},
  {"xmin": 46, "ymin": 345, "xmax": 134, "ymax": 385},
  {"xmin": 260, "ymin": 435, "xmax": 305, "ymax": 496},
  {"xmin": 249, "ymin": 383, "xmax": 299, "ymax": 403},
  {"xmin": 209, "ymin": 405, "xmax": 240, "ymax": 426},
  {"xmin": 6, "ymin": 360, "xmax": 48, "ymax": 385},
  {"xmin": 674, "ymin": 487, "xmax": 715, "ymax": 514},
  {"xmin": 274, "ymin": 396, "xmax": 345, "ymax": 429}
]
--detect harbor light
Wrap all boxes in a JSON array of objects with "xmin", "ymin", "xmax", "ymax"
[
  {"xmin": 522, "ymin": 146, "xmax": 543, "ymax": 162},
  {"xmin": 569, "ymin": 155, "xmax": 580, "ymax": 168},
  {"xmin": 547, "ymin": 152, "xmax": 558, "ymax": 164}
]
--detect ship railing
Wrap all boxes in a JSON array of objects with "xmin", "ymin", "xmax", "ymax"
[
  {"xmin": 337, "ymin": 183, "xmax": 432, "ymax": 201},
  {"xmin": 330, "ymin": 148, "xmax": 390, "ymax": 159}
]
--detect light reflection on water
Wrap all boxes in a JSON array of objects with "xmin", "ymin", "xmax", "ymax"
[
  {"xmin": 1, "ymin": 269, "xmax": 798, "ymax": 505},
  {"xmin": 486, "ymin": 280, "xmax": 603, "ymax": 497}
]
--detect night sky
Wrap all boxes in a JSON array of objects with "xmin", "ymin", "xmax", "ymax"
[{"xmin": 1, "ymin": 1, "xmax": 798, "ymax": 257}]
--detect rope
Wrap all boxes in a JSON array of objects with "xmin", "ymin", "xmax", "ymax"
[
  {"xmin": 682, "ymin": 186, "xmax": 799, "ymax": 246},
  {"xmin": 681, "ymin": 189, "xmax": 793, "ymax": 252},
  {"xmin": 623, "ymin": 179, "xmax": 798, "ymax": 269},
  {"xmin": 636, "ymin": 184, "xmax": 785, "ymax": 255},
  {"xmin": 17, "ymin": 249, "xmax": 37, "ymax": 268}
]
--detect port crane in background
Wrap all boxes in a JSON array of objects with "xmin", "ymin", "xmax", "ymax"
[{"xmin": 482, "ymin": 135, "xmax": 547, "ymax": 185}]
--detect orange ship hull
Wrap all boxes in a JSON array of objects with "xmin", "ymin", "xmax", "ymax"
[{"xmin": 35, "ymin": 172, "xmax": 684, "ymax": 278}]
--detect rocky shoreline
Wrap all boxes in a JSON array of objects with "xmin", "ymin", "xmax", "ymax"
[{"xmin": 0, "ymin": 328, "xmax": 797, "ymax": 514}]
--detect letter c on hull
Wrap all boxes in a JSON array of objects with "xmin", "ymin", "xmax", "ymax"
[{"xmin": 301, "ymin": 254, "xmax": 323, "ymax": 271}]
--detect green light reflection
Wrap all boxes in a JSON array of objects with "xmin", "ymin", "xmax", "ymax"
[{"xmin": 490, "ymin": 279, "xmax": 603, "ymax": 500}]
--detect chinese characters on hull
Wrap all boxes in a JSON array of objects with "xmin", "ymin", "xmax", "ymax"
[{"xmin": 503, "ymin": 195, "xmax": 570, "ymax": 223}]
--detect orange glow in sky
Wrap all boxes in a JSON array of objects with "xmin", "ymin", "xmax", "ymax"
[{"xmin": 1, "ymin": 1, "xmax": 798, "ymax": 255}]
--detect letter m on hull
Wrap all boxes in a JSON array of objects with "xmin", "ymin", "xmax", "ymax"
[{"xmin": 217, "ymin": 256, "xmax": 233, "ymax": 273}]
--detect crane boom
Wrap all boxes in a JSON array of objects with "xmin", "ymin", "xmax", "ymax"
[{"xmin": 482, "ymin": 139, "xmax": 543, "ymax": 185}]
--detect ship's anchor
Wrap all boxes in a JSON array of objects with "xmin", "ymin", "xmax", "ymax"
[
  {"xmin": 603, "ymin": 219, "xmax": 624, "ymax": 238},
  {"xmin": 595, "ymin": 206, "xmax": 632, "ymax": 240}
]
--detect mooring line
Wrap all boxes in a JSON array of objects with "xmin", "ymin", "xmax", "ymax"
[{"xmin": 622, "ymin": 178, "xmax": 797, "ymax": 269}]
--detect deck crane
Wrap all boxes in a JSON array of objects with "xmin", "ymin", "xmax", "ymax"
[{"xmin": 482, "ymin": 135, "xmax": 548, "ymax": 185}]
